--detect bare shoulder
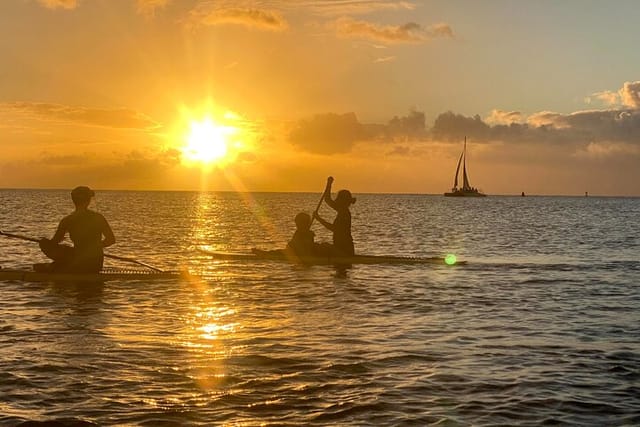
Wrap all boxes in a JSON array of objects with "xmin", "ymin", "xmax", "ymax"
[{"xmin": 59, "ymin": 213, "xmax": 74, "ymax": 226}]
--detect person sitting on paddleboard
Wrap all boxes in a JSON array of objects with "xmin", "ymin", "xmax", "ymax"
[
  {"xmin": 35, "ymin": 186, "xmax": 115, "ymax": 273},
  {"xmin": 313, "ymin": 177, "xmax": 356, "ymax": 257},
  {"xmin": 286, "ymin": 212, "xmax": 316, "ymax": 256}
]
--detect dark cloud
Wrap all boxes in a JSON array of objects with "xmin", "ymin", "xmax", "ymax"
[
  {"xmin": 2, "ymin": 102, "xmax": 160, "ymax": 130},
  {"xmin": 290, "ymin": 98, "xmax": 640, "ymax": 156},
  {"xmin": 288, "ymin": 112, "xmax": 369, "ymax": 154},
  {"xmin": 386, "ymin": 109, "xmax": 426, "ymax": 139},
  {"xmin": 432, "ymin": 108, "xmax": 640, "ymax": 146},
  {"xmin": 287, "ymin": 81, "xmax": 640, "ymax": 154},
  {"xmin": 289, "ymin": 109, "xmax": 429, "ymax": 154},
  {"xmin": 431, "ymin": 111, "xmax": 491, "ymax": 141}
]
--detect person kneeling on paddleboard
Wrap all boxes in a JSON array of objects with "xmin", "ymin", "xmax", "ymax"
[
  {"xmin": 35, "ymin": 186, "xmax": 116, "ymax": 273},
  {"xmin": 286, "ymin": 212, "xmax": 316, "ymax": 256},
  {"xmin": 313, "ymin": 177, "xmax": 356, "ymax": 257},
  {"xmin": 252, "ymin": 212, "xmax": 317, "ymax": 258}
]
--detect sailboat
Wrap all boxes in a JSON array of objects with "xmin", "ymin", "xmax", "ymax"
[{"xmin": 444, "ymin": 137, "xmax": 486, "ymax": 197}]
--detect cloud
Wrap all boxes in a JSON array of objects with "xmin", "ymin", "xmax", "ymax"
[
  {"xmin": 428, "ymin": 22, "xmax": 454, "ymax": 38},
  {"xmin": 37, "ymin": 0, "xmax": 78, "ymax": 9},
  {"xmin": 1, "ymin": 102, "xmax": 160, "ymax": 130},
  {"xmin": 386, "ymin": 145, "xmax": 412, "ymax": 156},
  {"xmin": 288, "ymin": 112, "xmax": 369, "ymax": 154},
  {"xmin": 185, "ymin": 2, "xmax": 288, "ymax": 32},
  {"xmin": 619, "ymin": 81, "xmax": 640, "ymax": 109},
  {"xmin": 586, "ymin": 91, "xmax": 620, "ymax": 106},
  {"xmin": 384, "ymin": 109, "xmax": 426, "ymax": 140},
  {"xmin": 574, "ymin": 141, "xmax": 640, "ymax": 159},
  {"xmin": 272, "ymin": 81, "xmax": 640, "ymax": 155},
  {"xmin": 584, "ymin": 81, "xmax": 640, "ymax": 109},
  {"xmin": 36, "ymin": 0, "xmax": 169, "ymax": 15},
  {"xmin": 431, "ymin": 111, "xmax": 491, "ymax": 141},
  {"xmin": 526, "ymin": 111, "xmax": 565, "ymax": 128},
  {"xmin": 136, "ymin": 0, "xmax": 171, "ymax": 17},
  {"xmin": 1, "ymin": 148, "xmax": 183, "ymax": 189},
  {"xmin": 333, "ymin": 17, "xmax": 453, "ymax": 44},
  {"xmin": 288, "ymin": 109, "xmax": 430, "ymax": 153},
  {"xmin": 485, "ymin": 109, "xmax": 523, "ymax": 125},
  {"xmin": 432, "ymin": 107, "xmax": 640, "ymax": 146},
  {"xmin": 36, "ymin": 153, "xmax": 89, "ymax": 166},
  {"xmin": 300, "ymin": 0, "xmax": 416, "ymax": 16},
  {"xmin": 374, "ymin": 55, "xmax": 396, "ymax": 63}
]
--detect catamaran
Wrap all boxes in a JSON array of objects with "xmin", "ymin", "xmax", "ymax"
[{"xmin": 444, "ymin": 137, "xmax": 487, "ymax": 197}]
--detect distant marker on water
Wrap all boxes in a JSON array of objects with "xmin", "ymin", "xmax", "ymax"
[{"xmin": 445, "ymin": 254, "xmax": 457, "ymax": 265}]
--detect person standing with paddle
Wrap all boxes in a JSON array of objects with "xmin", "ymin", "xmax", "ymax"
[
  {"xmin": 313, "ymin": 176, "xmax": 356, "ymax": 257},
  {"xmin": 35, "ymin": 186, "xmax": 115, "ymax": 273}
]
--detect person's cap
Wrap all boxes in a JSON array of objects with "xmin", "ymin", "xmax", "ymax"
[{"xmin": 71, "ymin": 186, "xmax": 95, "ymax": 200}]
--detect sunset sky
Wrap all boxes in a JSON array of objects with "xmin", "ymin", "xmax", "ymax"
[{"xmin": 1, "ymin": 0, "xmax": 639, "ymax": 195}]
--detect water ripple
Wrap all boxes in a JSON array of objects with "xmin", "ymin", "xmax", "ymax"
[{"xmin": 1, "ymin": 191, "xmax": 638, "ymax": 425}]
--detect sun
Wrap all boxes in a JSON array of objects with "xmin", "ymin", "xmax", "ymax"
[{"xmin": 182, "ymin": 118, "xmax": 235, "ymax": 164}]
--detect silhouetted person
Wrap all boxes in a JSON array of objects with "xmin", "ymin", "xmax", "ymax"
[
  {"xmin": 286, "ymin": 212, "xmax": 316, "ymax": 256},
  {"xmin": 36, "ymin": 186, "xmax": 115, "ymax": 273},
  {"xmin": 313, "ymin": 176, "xmax": 355, "ymax": 256}
]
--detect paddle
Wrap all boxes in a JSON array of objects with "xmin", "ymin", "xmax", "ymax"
[
  {"xmin": 310, "ymin": 176, "xmax": 333, "ymax": 226},
  {"xmin": 0, "ymin": 230, "xmax": 164, "ymax": 272}
]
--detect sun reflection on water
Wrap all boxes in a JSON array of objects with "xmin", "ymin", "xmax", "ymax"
[{"xmin": 196, "ymin": 307, "xmax": 238, "ymax": 340}]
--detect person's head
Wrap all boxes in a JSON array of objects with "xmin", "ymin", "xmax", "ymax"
[
  {"xmin": 294, "ymin": 212, "xmax": 312, "ymax": 231},
  {"xmin": 335, "ymin": 189, "xmax": 356, "ymax": 208},
  {"xmin": 71, "ymin": 186, "xmax": 95, "ymax": 207}
]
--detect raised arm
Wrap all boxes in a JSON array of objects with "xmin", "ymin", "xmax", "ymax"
[{"xmin": 322, "ymin": 176, "xmax": 338, "ymax": 211}]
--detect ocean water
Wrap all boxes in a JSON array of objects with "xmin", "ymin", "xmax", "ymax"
[{"xmin": 0, "ymin": 189, "xmax": 638, "ymax": 426}]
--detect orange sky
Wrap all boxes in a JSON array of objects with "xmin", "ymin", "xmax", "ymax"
[{"xmin": 1, "ymin": 0, "xmax": 639, "ymax": 196}]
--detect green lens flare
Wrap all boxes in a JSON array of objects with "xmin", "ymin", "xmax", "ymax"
[{"xmin": 444, "ymin": 254, "xmax": 457, "ymax": 265}]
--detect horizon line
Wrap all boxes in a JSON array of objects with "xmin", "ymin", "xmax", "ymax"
[{"xmin": 0, "ymin": 187, "xmax": 637, "ymax": 198}]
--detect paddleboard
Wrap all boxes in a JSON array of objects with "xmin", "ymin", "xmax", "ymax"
[
  {"xmin": 199, "ymin": 249, "xmax": 465, "ymax": 266},
  {"xmin": 0, "ymin": 268, "xmax": 197, "ymax": 283}
]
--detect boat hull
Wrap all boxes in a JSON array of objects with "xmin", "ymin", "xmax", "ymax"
[
  {"xmin": 200, "ymin": 249, "xmax": 465, "ymax": 266},
  {"xmin": 444, "ymin": 190, "xmax": 487, "ymax": 197},
  {"xmin": 0, "ymin": 268, "xmax": 195, "ymax": 282}
]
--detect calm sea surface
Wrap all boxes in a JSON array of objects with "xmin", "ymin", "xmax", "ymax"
[{"xmin": 0, "ymin": 190, "xmax": 638, "ymax": 426}]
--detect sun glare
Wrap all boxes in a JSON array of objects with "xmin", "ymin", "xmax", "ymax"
[{"xmin": 183, "ymin": 118, "xmax": 235, "ymax": 164}]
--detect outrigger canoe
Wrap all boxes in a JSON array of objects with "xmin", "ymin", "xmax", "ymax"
[
  {"xmin": 0, "ymin": 267, "xmax": 196, "ymax": 283},
  {"xmin": 200, "ymin": 249, "xmax": 465, "ymax": 266}
]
